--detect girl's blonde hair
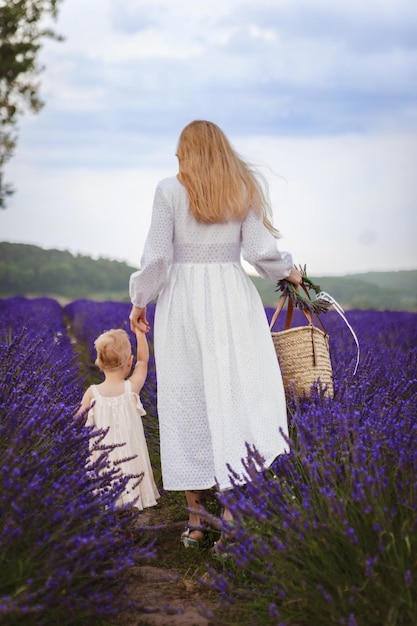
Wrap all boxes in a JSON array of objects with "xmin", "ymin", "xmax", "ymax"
[
  {"xmin": 94, "ymin": 329, "xmax": 132, "ymax": 371},
  {"xmin": 176, "ymin": 120, "xmax": 280, "ymax": 237}
]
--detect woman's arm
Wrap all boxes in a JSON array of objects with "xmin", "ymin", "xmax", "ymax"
[
  {"xmin": 129, "ymin": 184, "xmax": 174, "ymax": 309},
  {"xmin": 241, "ymin": 208, "xmax": 301, "ymax": 285}
]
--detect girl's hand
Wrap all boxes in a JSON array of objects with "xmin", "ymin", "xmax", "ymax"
[{"xmin": 135, "ymin": 321, "xmax": 150, "ymax": 334}]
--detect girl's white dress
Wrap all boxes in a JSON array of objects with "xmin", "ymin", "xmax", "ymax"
[
  {"xmin": 130, "ymin": 175, "xmax": 294, "ymax": 491},
  {"xmin": 87, "ymin": 380, "xmax": 160, "ymax": 509}
]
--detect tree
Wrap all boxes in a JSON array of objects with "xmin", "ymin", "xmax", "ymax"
[{"xmin": 0, "ymin": 0, "xmax": 63, "ymax": 208}]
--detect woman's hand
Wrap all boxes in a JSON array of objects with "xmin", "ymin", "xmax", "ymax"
[
  {"xmin": 129, "ymin": 305, "xmax": 150, "ymax": 333},
  {"xmin": 286, "ymin": 268, "xmax": 303, "ymax": 286}
]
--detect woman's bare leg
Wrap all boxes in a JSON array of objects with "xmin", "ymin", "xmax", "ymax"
[
  {"xmin": 212, "ymin": 504, "xmax": 236, "ymax": 554},
  {"xmin": 223, "ymin": 507, "xmax": 233, "ymax": 523},
  {"xmin": 184, "ymin": 490, "xmax": 204, "ymax": 540}
]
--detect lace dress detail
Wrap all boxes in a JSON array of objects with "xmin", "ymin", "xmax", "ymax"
[
  {"xmin": 173, "ymin": 242, "xmax": 241, "ymax": 264},
  {"xmin": 130, "ymin": 175, "xmax": 293, "ymax": 491},
  {"xmin": 87, "ymin": 380, "xmax": 160, "ymax": 509}
]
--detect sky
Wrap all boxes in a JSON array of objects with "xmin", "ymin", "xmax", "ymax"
[{"xmin": 1, "ymin": 0, "xmax": 417, "ymax": 276}]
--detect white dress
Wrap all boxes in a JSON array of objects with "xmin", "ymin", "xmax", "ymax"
[
  {"xmin": 87, "ymin": 380, "xmax": 160, "ymax": 509},
  {"xmin": 130, "ymin": 176, "xmax": 294, "ymax": 491}
]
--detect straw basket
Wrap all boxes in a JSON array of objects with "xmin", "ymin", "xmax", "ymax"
[
  {"xmin": 271, "ymin": 325, "xmax": 333, "ymax": 397},
  {"xmin": 270, "ymin": 291, "xmax": 334, "ymax": 398}
]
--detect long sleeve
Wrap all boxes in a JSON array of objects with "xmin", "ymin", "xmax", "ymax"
[
  {"xmin": 129, "ymin": 184, "xmax": 174, "ymax": 307},
  {"xmin": 241, "ymin": 208, "xmax": 294, "ymax": 280}
]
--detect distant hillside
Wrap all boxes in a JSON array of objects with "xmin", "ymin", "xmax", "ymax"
[
  {"xmin": 0, "ymin": 242, "xmax": 137, "ymax": 301},
  {"xmin": 250, "ymin": 271, "xmax": 417, "ymax": 311},
  {"xmin": 1, "ymin": 242, "xmax": 416, "ymax": 310}
]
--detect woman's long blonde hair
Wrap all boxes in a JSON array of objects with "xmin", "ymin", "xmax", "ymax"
[{"xmin": 176, "ymin": 120, "xmax": 280, "ymax": 237}]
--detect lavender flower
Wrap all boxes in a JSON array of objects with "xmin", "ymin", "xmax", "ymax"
[
  {"xmin": 0, "ymin": 297, "xmax": 155, "ymax": 625},
  {"xmin": 207, "ymin": 309, "xmax": 417, "ymax": 625}
]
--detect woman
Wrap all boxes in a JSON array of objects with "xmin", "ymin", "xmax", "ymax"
[{"xmin": 129, "ymin": 120, "xmax": 302, "ymax": 551}]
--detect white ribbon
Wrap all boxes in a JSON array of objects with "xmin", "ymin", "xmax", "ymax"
[{"xmin": 316, "ymin": 291, "xmax": 360, "ymax": 376}]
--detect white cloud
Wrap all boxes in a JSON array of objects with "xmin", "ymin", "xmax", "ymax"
[
  {"xmin": 237, "ymin": 132, "xmax": 417, "ymax": 274},
  {"xmin": 2, "ymin": 0, "xmax": 416, "ymax": 276},
  {"xmin": 2, "ymin": 162, "xmax": 170, "ymax": 267},
  {"xmin": 34, "ymin": 0, "xmax": 416, "ymax": 145},
  {"xmin": 3, "ymin": 132, "xmax": 416, "ymax": 275}
]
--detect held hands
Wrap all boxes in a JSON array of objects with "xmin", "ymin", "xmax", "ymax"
[
  {"xmin": 134, "ymin": 321, "xmax": 150, "ymax": 334},
  {"xmin": 129, "ymin": 305, "xmax": 150, "ymax": 333}
]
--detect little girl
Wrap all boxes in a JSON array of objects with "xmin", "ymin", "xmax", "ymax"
[{"xmin": 77, "ymin": 325, "xmax": 160, "ymax": 510}]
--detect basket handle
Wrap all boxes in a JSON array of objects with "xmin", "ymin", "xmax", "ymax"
[{"xmin": 269, "ymin": 289, "xmax": 313, "ymax": 331}]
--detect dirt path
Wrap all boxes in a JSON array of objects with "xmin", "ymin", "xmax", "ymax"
[{"xmin": 113, "ymin": 508, "xmax": 221, "ymax": 626}]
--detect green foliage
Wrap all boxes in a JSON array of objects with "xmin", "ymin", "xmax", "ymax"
[
  {"xmin": 0, "ymin": 0, "xmax": 63, "ymax": 207},
  {"xmin": 0, "ymin": 242, "xmax": 138, "ymax": 300},
  {"xmin": 310, "ymin": 273, "xmax": 417, "ymax": 311}
]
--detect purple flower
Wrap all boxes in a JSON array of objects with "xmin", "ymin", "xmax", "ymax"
[
  {"xmin": 0, "ymin": 297, "xmax": 156, "ymax": 624},
  {"xmin": 207, "ymin": 309, "xmax": 417, "ymax": 625}
]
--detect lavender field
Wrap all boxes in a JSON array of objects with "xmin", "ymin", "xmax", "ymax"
[{"xmin": 1, "ymin": 296, "xmax": 416, "ymax": 625}]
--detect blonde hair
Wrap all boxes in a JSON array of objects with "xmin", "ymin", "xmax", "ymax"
[
  {"xmin": 94, "ymin": 329, "xmax": 132, "ymax": 371},
  {"xmin": 176, "ymin": 120, "xmax": 280, "ymax": 237}
]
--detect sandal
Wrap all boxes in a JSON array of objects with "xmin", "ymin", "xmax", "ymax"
[
  {"xmin": 212, "ymin": 520, "xmax": 237, "ymax": 558},
  {"xmin": 181, "ymin": 524, "xmax": 206, "ymax": 548}
]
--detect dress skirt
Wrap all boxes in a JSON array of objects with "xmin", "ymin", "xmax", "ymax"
[{"xmin": 154, "ymin": 260, "xmax": 289, "ymax": 491}]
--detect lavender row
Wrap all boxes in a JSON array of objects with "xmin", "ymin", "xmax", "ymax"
[
  {"xmin": 2, "ymin": 296, "xmax": 416, "ymax": 624},
  {"xmin": 210, "ymin": 309, "xmax": 417, "ymax": 625},
  {"xmin": 0, "ymin": 297, "xmax": 155, "ymax": 625}
]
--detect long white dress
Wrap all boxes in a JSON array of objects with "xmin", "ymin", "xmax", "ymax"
[
  {"xmin": 129, "ymin": 176, "xmax": 294, "ymax": 491},
  {"xmin": 87, "ymin": 380, "xmax": 160, "ymax": 509}
]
